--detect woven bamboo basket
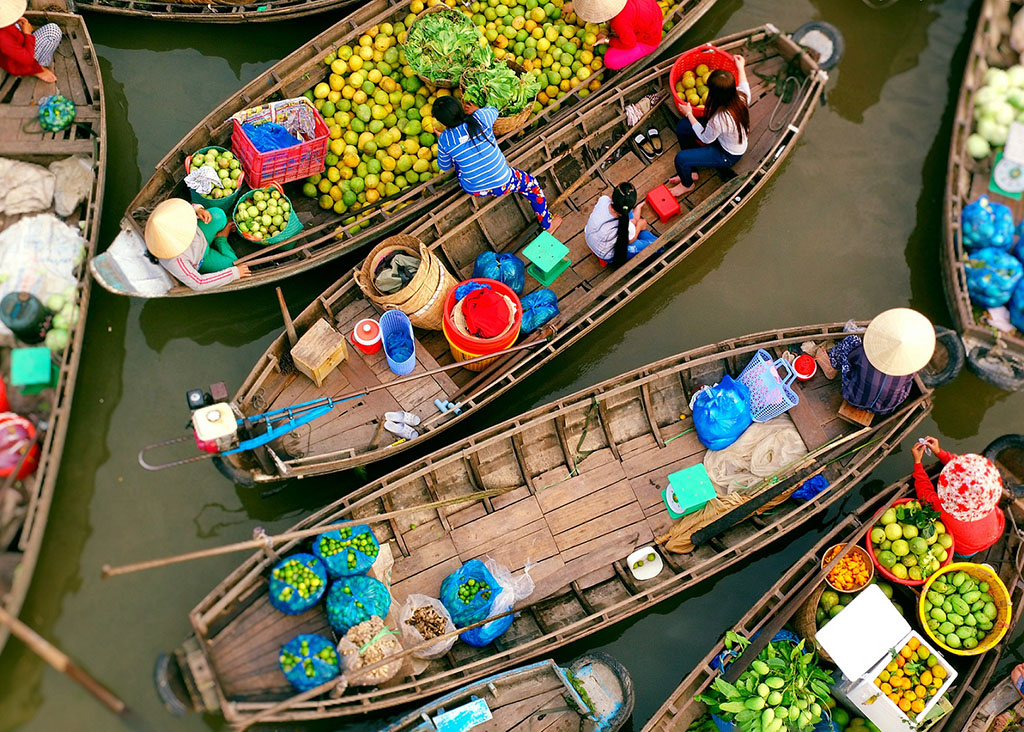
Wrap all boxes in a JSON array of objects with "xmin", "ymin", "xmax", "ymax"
[
  {"xmin": 460, "ymin": 59, "xmax": 536, "ymax": 137},
  {"xmin": 383, "ymin": 252, "xmax": 456, "ymax": 331},
  {"xmin": 793, "ymin": 582, "xmax": 833, "ymax": 663},
  {"xmin": 408, "ymin": 4, "xmax": 470, "ymax": 89},
  {"xmin": 354, "ymin": 235, "xmax": 431, "ymax": 308}
]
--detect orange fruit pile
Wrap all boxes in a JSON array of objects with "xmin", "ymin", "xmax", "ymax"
[
  {"xmin": 872, "ymin": 637, "xmax": 947, "ymax": 719},
  {"xmin": 825, "ymin": 546, "xmax": 871, "ymax": 591}
]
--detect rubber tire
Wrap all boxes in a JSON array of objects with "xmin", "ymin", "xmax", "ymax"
[
  {"xmin": 966, "ymin": 345, "xmax": 1024, "ymax": 392},
  {"xmin": 212, "ymin": 455, "xmax": 255, "ymax": 487},
  {"xmin": 919, "ymin": 326, "xmax": 965, "ymax": 388},
  {"xmin": 791, "ymin": 21, "xmax": 845, "ymax": 71},
  {"xmin": 983, "ymin": 434, "xmax": 1024, "ymax": 496},
  {"xmin": 153, "ymin": 653, "xmax": 188, "ymax": 717},
  {"xmin": 567, "ymin": 651, "xmax": 635, "ymax": 731}
]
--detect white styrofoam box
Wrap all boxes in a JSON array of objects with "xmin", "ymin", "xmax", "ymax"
[{"xmin": 816, "ymin": 584, "xmax": 911, "ymax": 680}]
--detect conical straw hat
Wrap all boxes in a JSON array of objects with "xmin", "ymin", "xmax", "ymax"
[
  {"xmin": 144, "ymin": 199, "xmax": 198, "ymax": 259},
  {"xmin": 0, "ymin": 0, "xmax": 27, "ymax": 29},
  {"xmin": 862, "ymin": 308, "xmax": 935, "ymax": 376},
  {"xmin": 573, "ymin": 0, "xmax": 627, "ymax": 23}
]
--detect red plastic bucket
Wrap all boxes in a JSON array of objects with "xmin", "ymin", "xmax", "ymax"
[
  {"xmin": 0, "ymin": 413, "xmax": 39, "ymax": 480},
  {"xmin": 442, "ymin": 279, "xmax": 522, "ymax": 371},
  {"xmin": 351, "ymin": 318, "xmax": 382, "ymax": 355},
  {"xmin": 794, "ymin": 354, "xmax": 817, "ymax": 381}
]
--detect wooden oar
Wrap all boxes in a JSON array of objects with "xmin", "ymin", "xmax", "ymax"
[
  {"xmin": 0, "ymin": 606, "xmax": 127, "ymax": 716},
  {"xmin": 233, "ymin": 536, "xmax": 637, "ymax": 731}
]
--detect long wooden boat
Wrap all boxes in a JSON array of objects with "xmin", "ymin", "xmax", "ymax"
[
  {"xmin": 944, "ymin": 0, "xmax": 1024, "ymax": 391},
  {"xmin": 88, "ymin": 0, "xmax": 720, "ymax": 298},
  {"xmin": 211, "ymin": 25, "xmax": 827, "ymax": 484},
  {"xmin": 71, "ymin": 0, "xmax": 360, "ymax": 23},
  {"xmin": 0, "ymin": 12, "xmax": 105, "ymax": 656},
  {"xmin": 384, "ymin": 653, "xmax": 634, "ymax": 732},
  {"xmin": 159, "ymin": 322, "xmax": 930, "ymax": 726},
  {"xmin": 641, "ymin": 446, "xmax": 1024, "ymax": 732}
]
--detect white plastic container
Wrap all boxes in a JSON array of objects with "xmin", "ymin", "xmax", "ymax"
[{"xmin": 627, "ymin": 546, "xmax": 664, "ymax": 581}]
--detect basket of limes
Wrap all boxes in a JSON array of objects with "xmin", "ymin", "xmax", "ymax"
[{"xmin": 232, "ymin": 182, "xmax": 302, "ymax": 247}]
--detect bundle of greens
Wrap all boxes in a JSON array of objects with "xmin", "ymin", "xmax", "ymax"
[
  {"xmin": 462, "ymin": 62, "xmax": 542, "ymax": 115},
  {"xmin": 403, "ymin": 9, "xmax": 493, "ymax": 83}
]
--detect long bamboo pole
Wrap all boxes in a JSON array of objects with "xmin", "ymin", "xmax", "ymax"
[{"xmin": 0, "ymin": 606, "xmax": 127, "ymax": 716}]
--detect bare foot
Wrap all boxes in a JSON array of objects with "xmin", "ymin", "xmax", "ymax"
[
  {"xmin": 547, "ymin": 213, "xmax": 563, "ymax": 233},
  {"xmin": 35, "ymin": 68, "xmax": 56, "ymax": 84},
  {"xmin": 668, "ymin": 175, "xmax": 680, "ymax": 185},
  {"xmin": 691, "ymin": 172, "xmax": 699, "ymax": 181},
  {"xmin": 668, "ymin": 183, "xmax": 695, "ymax": 197}
]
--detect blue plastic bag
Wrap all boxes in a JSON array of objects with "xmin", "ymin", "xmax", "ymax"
[
  {"xmin": 279, "ymin": 633, "xmax": 339, "ymax": 691},
  {"xmin": 312, "ymin": 525, "xmax": 380, "ymax": 578},
  {"xmin": 792, "ymin": 474, "xmax": 830, "ymax": 502},
  {"xmin": 966, "ymin": 247, "xmax": 1024, "ymax": 307},
  {"xmin": 473, "ymin": 252, "xmax": 526, "ymax": 295},
  {"xmin": 241, "ymin": 121, "xmax": 300, "ymax": 152},
  {"xmin": 268, "ymin": 553, "xmax": 328, "ymax": 615},
  {"xmin": 1010, "ymin": 280, "xmax": 1024, "ymax": 333},
  {"xmin": 325, "ymin": 575, "xmax": 392, "ymax": 635},
  {"xmin": 962, "ymin": 196, "xmax": 1015, "ymax": 251},
  {"xmin": 454, "ymin": 281, "xmax": 491, "ymax": 301},
  {"xmin": 520, "ymin": 288, "xmax": 559, "ymax": 334},
  {"xmin": 691, "ymin": 375, "xmax": 752, "ymax": 451},
  {"xmin": 440, "ymin": 559, "xmax": 500, "ymax": 628}
]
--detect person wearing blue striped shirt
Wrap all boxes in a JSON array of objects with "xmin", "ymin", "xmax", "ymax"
[{"xmin": 434, "ymin": 97, "xmax": 561, "ymax": 232}]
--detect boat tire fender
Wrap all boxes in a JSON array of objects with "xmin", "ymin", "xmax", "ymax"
[
  {"xmin": 153, "ymin": 653, "xmax": 188, "ymax": 717},
  {"xmin": 791, "ymin": 21, "xmax": 845, "ymax": 71},
  {"xmin": 568, "ymin": 651, "xmax": 635, "ymax": 730},
  {"xmin": 983, "ymin": 434, "xmax": 1024, "ymax": 497},
  {"xmin": 966, "ymin": 345, "xmax": 1024, "ymax": 392},
  {"xmin": 212, "ymin": 455, "xmax": 255, "ymax": 487},
  {"xmin": 920, "ymin": 326, "xmax": 965, "ymax": 388}
]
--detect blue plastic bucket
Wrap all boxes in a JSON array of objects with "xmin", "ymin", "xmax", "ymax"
[{"xmin": 380, "ymin": 310, "xmax": 416, "ymax": 376}]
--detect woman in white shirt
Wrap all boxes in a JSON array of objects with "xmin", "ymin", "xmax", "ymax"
[
  {"xmin": 584, "ymin": 182, "xmax": 657, "ymax": 266},
  {"xmin": 667, "ymin": 54, "xmax": 750, "ymax": 196}
]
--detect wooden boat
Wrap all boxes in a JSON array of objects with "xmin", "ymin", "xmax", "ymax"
[
  {"xmin": 962, "ymin": 665, "xmax": 1024, "ymax": 732},
  {"xmin": 641, "ymin": 448, "xmax": 1024, "ymax": 732},
  {"xmin": 209, "ymin": 25, "xmax": 827, "ymax": 484},
  {"xmin": 158, "ymin": 322, "xmax": 930, "ymax": 726},
  {"xmin": 71, "ymin": 0, "xmax": 361, "ymax": 23},
  {"xmin": 87, "ymin": 0, "xmax": 720, "ymax": 298},
  {"xmin": 944, "ymin": 0, "xmax": 1024, "ymax": 391},
  {"xmin": 0, "ymin": 12, "xmax": 105, "ymax": 656},
  {"xmin": 383, "ymin": 653, "xmax": 634, "ymax": 732}
]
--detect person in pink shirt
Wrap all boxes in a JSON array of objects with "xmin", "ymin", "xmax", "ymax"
[
  {"xmin": 567, "ymin": 0, "xmax": 663, "ymax": 70},
  {"xmin": 911, "ymin": 436, "xmax": 1005, "ymax": 558}
]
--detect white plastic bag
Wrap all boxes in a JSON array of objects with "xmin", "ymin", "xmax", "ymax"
[
  {"xmin": 398, "ymin": 594, "xmax": 457, "ymax": 659},
  {"xmin": 49, "ymin": 156, "xmax": 94, "ymax": 217},
  {"xmin": 0, "ymin": 158, "xmax": 54, "ymax": 215}
]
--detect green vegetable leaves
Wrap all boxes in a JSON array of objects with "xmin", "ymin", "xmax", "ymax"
[
  {"xmin": 462, "ymin": 62, "xmax": 541, "ymax": 115},
  {"xmin": 894, "ymin": 503, "xmax": 940, "ymax": 539},
  {"xmin": 403, "ymin": 9, "xmax": 493, "ymax": 82}
]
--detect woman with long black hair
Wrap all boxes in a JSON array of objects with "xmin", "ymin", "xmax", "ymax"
[
  {"xmin": 667, "ymin": 54, "xmax": 750, "ymax": 196},
  {"xmin": 434, "ymin": 96, "xmax": 561, "ymax": 232},
  {"xmin": 584, "ymin": 182, "xmax": 657, "ymax": 267}
]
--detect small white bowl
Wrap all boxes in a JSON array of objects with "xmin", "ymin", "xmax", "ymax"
[{"xmin": 627, "ymin": 546, "xmax": 664, "ymax": 581}]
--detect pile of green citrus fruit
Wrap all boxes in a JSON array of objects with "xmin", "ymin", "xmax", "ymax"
[
  {"xmin": 317, "ymin": 527, "xmax": 379, "ymax": 571},
  {"xmin": 235, "ymin": 187, "xmax": 292, "ymax": 241},
  {"xmin": 922, "ymin": 569, "xmax": 1001, "ymax": 651},
  {"xmin": 870, "ymin": 501, "xmax": 953, "ymax": 582},
  {"xmin": 190, "ymin": 148, "xmax": 243, "ymax": 200},
  {"xmin": 457, "ymin": 577, "xmax": 492, "ymax": 604},
  {"xmin": 815, "ymin": 579, "xmax": 902, "ymax": 629},
  {"xmin": 272, "ymin": 557, "xmax": 324, "ymax": 602}
]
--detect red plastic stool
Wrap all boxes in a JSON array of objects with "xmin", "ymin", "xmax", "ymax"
[{"xmin": 645, "ymin": 185, "xmax": 681, "ymax": 223}]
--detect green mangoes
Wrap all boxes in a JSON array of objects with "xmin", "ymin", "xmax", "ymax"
[
  {"xmin": 946, "ymin": 633, "xmax": 962, "ymax": 649},
  {"xmin": 965, "ymin": 613, "xmax": 978, "ymax": 627},
  {"xmin": 938, "ymin": 621, "xmax": 955, "ymax": 635},
  {"xmin": 963, "ymin": 590, "xmax": 982, "ymax": 604},
  {"xmin": 956, "ymin": 625, "xmax": 975, "ymax": 639},
  {"xmin": 984, "ymin": 602, "xmax": 999, "ymax": 619},
  {"xmin": 932, "ymin": 581, "xmax": 951, "ymax": 594},
  {"xmin": 947, "ymin": 613, "xmax": 965, "ymax": 625},
  {"xmin": 952, "ymin": 571, "xmax": 968, "ymax": 587},
  {"xmin": 745, "ymin": 697, "xmax": 766, "ymax": 710},
  {"xmin": 943, "ymin": 600, "xmax": 954, "ymax": 613},
  {"xmin": 767, "ymin": 692, "xmax": 783, "ymax": 706},
  {"xmin": 980, "ymin": 582, "xmax": 990, "ymax": 593},
  {"xmin": 927, "ymin": 591, "xmax": 945, "ymax": 606},
  {"xmin": 930, "ymin": 608, "xmax": 947, "ymax": 622},
  {"xmin": 951, "ymin": 597, "xmax": 970, "ymax": 616},
  {"xmin": 964, "ymin": 637, "xmax": 979, "ymax": 650}
]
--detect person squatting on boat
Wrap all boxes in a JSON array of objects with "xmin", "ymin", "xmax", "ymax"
[
  {"xmin": 584, "ymin": 182, "xmax": 657, "ymax": 266},
  {"xmin": 0, "ymin": 0, "xmax": 60, "ymax": 83},
  {"xmin": 144, "ymin": 198, "xmax": 251, "ymax": 292},
  {"xmin": 566, "ymin": 0, "xmax": 663, "ymax": 70},
  {"xmin": 434, "ymin": 96, "xmax": 562, "ymax": 233},
  {"xmin": 829, "ymin": 308, "xmax": 935, "ymax": 415},
  {"xmin": 668, "ymin": 54, "xmax": 750, "ymax": 197}
]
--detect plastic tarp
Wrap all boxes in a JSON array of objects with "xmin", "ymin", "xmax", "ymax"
[
  {"xmin": 89, "ymin": 227, "xmax": 175, "ymax": 298},
  {"xmin": 48, "ymin": 156, "xmax": 94, "ymax": 217},
  {"xmin": 703, "ymin": 415, "xmax": 808, "ymax": 493},
  {"xmin": 0, "ymin": 158, "xmax": 55, "ymax": 216},
  {"xmin": 520, "ymin": 289, "xmax": 559, "ymax": 334},
  {"xmin": 0, "ymin": 214, "xmax": 84, "ymax": 341}
]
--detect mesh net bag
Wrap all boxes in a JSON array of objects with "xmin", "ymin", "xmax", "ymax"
[
  {"xmin": 325, "ymin": 575, "xmax": 392, "ymax": 635},
  {"xmin": 966, "ymin": 247, "xmax": 1024, "ymax": 308},
  {"xmin": 278, "ymin": 633, "xmax": 339, "ymax": 691},
  {"xmin": 268, "ymin": 553, "xmax": 328, "ymax": 616},
  {"xmin": 962, "ymin": 195, "xmax": 1015, "ymax": 251},
  {"xmin": 312, "ymin": 524, "xmax": 380, "ymax": 578},
  {"xmin": 338, "ymin": 616, "xmax": 405, "ymax": 686}
]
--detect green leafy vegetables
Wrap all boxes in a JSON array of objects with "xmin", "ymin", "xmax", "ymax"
[
  {"xmin": 693, "ymin": 636, "xmax": 834, "ymax": 732},
  {"xmin": 462, "ymin": 63, "xmax": 542, "ymax": 115},
  {"xmin": 403, "ymin": 10, "xmax": 493, "ymax": 83}
]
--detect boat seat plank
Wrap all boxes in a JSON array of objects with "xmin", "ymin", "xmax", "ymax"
[
  {"xmin": 390, "ymin": 556, "xmax": 463, "ymax": 607},
  {"xmin": 403, "ymin": 518, "xmax": 445, "ymax": 550},
  {"xmin": 391, "ymin": 534, "xmax": 458, "ymax": 584},
  {"xmin": 450, "ymin": 496, "xmax": 543, "ymax": 555},
  {"xmin": 561, "ymin": 519, "xmax": 654, "ymax": 564},
  {"xmin": 545, "ymin": 480, "xmax": 638, "ymax": 536},
  {"xmin": 617, "ymin": 433, "xmax": 658, "ymax": 458},
  {"xmin": 535, "ymin": 460, "xmax": 626, "ymax": 513},
  {"xmin": 446, "ymin": 500, "xmax": 489, "ymax": 529},
  {"xmin": 552, "ymin": 501, "xmax": 646, "ymax": 553},
  {"xmin": 784, "ymin": 382, "xmax": 829, "ymax": 450},
  {"xmin": 490, "ymin": 484, "xmax": 533, "ymax": 510},
  {"xmin": 500, "ymin": 688, "xmax": 577, "ymax": 732},
  {"xmin": 582, "ymin": 576, "xmax": 634, "ymax": 611},
  {"xmin": 473, "ymin": 523, "xmax": 559, "ymax": 573},
  {"xmin": 576, "ymin": 447, "xmax": 617, "ymax": 473},
  {"xmin": 621, "ymin": 430, "xmax": 704, "ymax": 479}
]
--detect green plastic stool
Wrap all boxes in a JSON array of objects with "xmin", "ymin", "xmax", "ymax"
[
  {"xmin": 11, "ymin": 347, "xmax": 56, "ymax": 394},
  {"xmin": 522, "ymin": 231, "xmax": 571, "ymax": 286},
  {"xmin": 663, "ymin": 463, "xmax": 717, "ymax": 519}
]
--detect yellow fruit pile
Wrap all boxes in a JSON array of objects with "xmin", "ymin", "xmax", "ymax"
[
  {"xmin": 675, "ymin": 63, "xmax": 711, "ymax": 107},
  {"xmin": 872, "ymin": 637, "xmax": 948, "ymax": 719}
]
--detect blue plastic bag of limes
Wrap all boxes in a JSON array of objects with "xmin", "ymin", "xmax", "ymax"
[
  {"xmin": 268, "ymin": 553, "xmax": 328, "ymax": 615},
  {"xmin": 440, "ymin": 559, "xmax": 500, "ymax": 628},
  {"xmin": 963, "ymin": 196, "xmax": 1015, "ymax": 251},
  {"xmin": 279, "ymin": 633, "xmax": 339, "ymax": 691},
  {"xmin": 312, "ymin": 525, "xmax": 379, "ymax": 579},
  {"xmin": 966, "ymin": 247, "xmax": 1024, "ymax": 307},
  {"xmin": 325, "ymin": 575, "xmax": 391, "ymax": 635}
]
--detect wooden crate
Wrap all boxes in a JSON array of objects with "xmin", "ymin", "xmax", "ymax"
[{"xmin": 291, "ymin": 319, "xmax": 348, "ymax": 387}]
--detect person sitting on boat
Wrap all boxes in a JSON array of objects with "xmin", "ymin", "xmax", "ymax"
[
  {"xmin": 0, "ymin": 0, "xmax": 61, "ymax": 83},
  {"xmin": 584, "ymin": 182, "xmax": 656, "ymax": 266},
  {"xmin": 434, "ymin": 96, "xmax": 561, "ymax": 233},
  {"xmin": 828, "ymin": 308, "xmax": 935, "ymax": 415},
  {"xmin": 144, "ymin": 198, "xmax": 250, "ymax": 292},
  {"xmin": 565, "ymin": 0, "xmax": 663, "ymax": 71},
  {"xmin": 667, "ymin": 55, "xmax": 750, "ymax": 197},
  {"xmin": 911, "ymin": 436, "xmax": 1005, "ymax": 558}
]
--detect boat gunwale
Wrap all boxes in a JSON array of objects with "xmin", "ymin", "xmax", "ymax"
[{"xmin": 73, "ymin": 0, "xmax": 361, "ymax": 22}]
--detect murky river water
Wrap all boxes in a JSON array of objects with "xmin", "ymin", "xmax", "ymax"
[{"xmin": 3, "ymin": 0, "xmax": 1024, "ymax": 729}]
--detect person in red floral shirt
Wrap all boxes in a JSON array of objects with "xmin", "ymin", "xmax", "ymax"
[
  {"xmin": 912, "ymin": 436, "xmax": 1005, "ymax": 558},
  {"xmin": 567, "ymin": 0, "xmax": 663, "ymax": 70},
  {"xmin": 0, "ymin": 0, "xmax": 62, "ymax": 83}
]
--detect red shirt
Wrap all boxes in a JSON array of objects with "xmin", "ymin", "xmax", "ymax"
[
  {"xmin": 0, "ymin": 24, "xmax": 43, "ymax": 77},
  {"xmin": 609, "ymin": 0, "xmax": 663, "ymax": 50},
  {"xmin": 914, "ymin": 449, "xmax": 1005, "ymax": 556}
]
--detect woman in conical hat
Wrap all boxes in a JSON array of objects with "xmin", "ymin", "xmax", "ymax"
[
  {"xmin": 145, "ymin": 199, "xmax": 250, "ymax": 292},
  {"xmin": 828, "ymin": 308, "xmax": 935, "ymax": 415},
  {"xmin": 0, "ymin": 0, "xmax": 61, "ymax": 83},
  {"xmin": 565, "ymin": 0, "xmax": 662, "ymax": 70},
  {"xmin": 912, "ymin": 436, "xmax": 1005, "ymax": 557}
]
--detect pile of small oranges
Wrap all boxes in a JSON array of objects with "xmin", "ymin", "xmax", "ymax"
[
  {"xmin": 824, "ymin": 545, "xmax": 872, "ymax": 592},
  {"xmin": 873, "ymin": 637, "xmax": 947, "ymax": 719}
]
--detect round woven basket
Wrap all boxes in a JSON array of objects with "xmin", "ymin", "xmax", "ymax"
[
  {"xmin": 793, "ymin": 582, "xmax": 834, "ymax": 663},
  {"xmin": 354, "ymin": 235, "xmax": 432, "ymax": 308},
  {"xmin": 408, "ymin": 4, "xmax": 469, "ymax": 88},
  {"xmin": 383, "ymin": 253, "xmax": 456, "ymax": 331},
  {"xmin": 460, "ymin": 59, "xmax": 536, "ymax": 137}
]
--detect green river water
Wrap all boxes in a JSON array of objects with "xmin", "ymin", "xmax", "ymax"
[{"xmin": 3, "ymin": 0, "xmax": 1024, "ymax": 729}]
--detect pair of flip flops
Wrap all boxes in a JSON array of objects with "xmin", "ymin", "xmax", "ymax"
[{"xmin": 632, "ymin": 128, "xmax": 663, "ymax": 163}]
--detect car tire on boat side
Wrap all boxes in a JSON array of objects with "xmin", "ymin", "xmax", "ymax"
[
  {"xmin": 965, "ymin": 345, "xmax": 1024, "ymax": 392},
  {"xmin": 568, "ymin": 651, "xmax": 636, "ymax": 731},
  {"xmin": 920, "ymin": 326, "xmax": 965, "ymax": 388},
  {"xmin": 212, "ymin": 456, "xmax": 255, "ymax": 487},
  {"xmin": 983, "ymin": 434, "xmax": 1024, "ymax": 497}
]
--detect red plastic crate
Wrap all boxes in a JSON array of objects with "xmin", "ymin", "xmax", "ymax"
[
  {"xmin": 646, "ymin": 184, "xmax": 681, "ymax": 223},
  {"xmin": 231, "ymin": 97, "xmax": 329, "ymax": 188},
  {"xmin": 669, "ymin": 44, "xmax": 738, "ymax": 118}
]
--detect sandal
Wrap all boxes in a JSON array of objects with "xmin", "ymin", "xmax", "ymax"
[
  {"xmin": 647, "ymin": 128, "xmax": 663, "ymax": 155},
  {"xmin": 631, "ymin": 132, "xmax": 655, "ymax": 163}
]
